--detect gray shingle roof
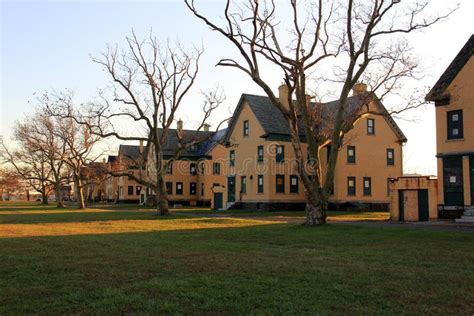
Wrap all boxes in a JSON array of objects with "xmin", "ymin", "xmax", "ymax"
[
  {"xmin": 158, "ymin": 129, "xmax": 219, "ymax": 158},
  {"xmin": 426, "ymin": 35, "xmax": 474, "ymax": 102},
  {"xmin": 118, "ymin": 145, "xmax": 140, "ymax": 160},
  {"xmin": 225, "ymin": 92, "xmax": 407, "ymax": 143}
]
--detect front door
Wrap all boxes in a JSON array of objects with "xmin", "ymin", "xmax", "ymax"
[
  {"xmin": 227, "ymin": 176, "xmax": 235, "ymax": 203},
  {"xmin": 443, "ymin": 156, "xmax": 464, "ymax": 206},
  {"xmin": 418, "ymin": 189, "xmax": 429, "ymax": 221},
  {"xmin": 213, "ymin": 192, "xmax": 223, "ymax": 210}
]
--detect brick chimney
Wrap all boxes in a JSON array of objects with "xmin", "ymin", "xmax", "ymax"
[
  {"xmin": 278, "ymin": 84, "xmax": 290, "ymax": 110},
  {"xmin": 177, "ymin": 119, "xmax": 184, "ymax": 139},
  {"xmin": 203, "ymin": 123, "xmax": 210, "ymax": 132},
  {"xmin": 352, "ymin": 83, "xmax": 368, "ymax": 96}
]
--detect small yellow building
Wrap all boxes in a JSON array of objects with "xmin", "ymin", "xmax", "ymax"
[{"xmin": 426, "ymin": 34, "xmax": 474, "ymax": 218}]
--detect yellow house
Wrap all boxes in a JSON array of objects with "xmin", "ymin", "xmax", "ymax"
[
  {"xmin": 145, "ymin": 124, "xmax": 227, "ymax": 208},
  {"xmin": 115, "ymin": 145, "xmax": 146, "ymax": 203},
  {"xmin": 426, "ymin": 34, "xmax": 474, "ymax": 219},
  {"xmin": 222, "ymin": 85, "xmax": 406, "ymax": 211}
]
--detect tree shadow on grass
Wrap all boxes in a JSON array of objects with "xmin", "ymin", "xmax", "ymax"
[{"xmin": 1, "ymin": 223, "xmax": 473, "ymax": 315}]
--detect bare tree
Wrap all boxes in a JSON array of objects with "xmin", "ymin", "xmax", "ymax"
[
  {"xmin": 12, "ymin": 109, "xmax": 69, "ymax": 207},
  {"xmin": 186, "ymin": 0, "xmax": 456, "ymax": 225},
  {"xmin": 48, "ymin": 32, "xmax": 226, "ymax": 215},
  {"xmin": 0, "ymin": 167, "xmax": 25, "ymax": 201},
  {"xmin": 1, "ymin": 136, "xmax": 53, "ymax": 204}
]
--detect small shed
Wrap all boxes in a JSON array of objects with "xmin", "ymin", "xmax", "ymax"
[{"xmin": 390, "ymin": 176, "xmax": 438, "ymax": 222}]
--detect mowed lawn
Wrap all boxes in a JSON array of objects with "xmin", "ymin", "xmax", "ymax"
[{"xmin": 0, "ymin": 202, "xmax": 473, "ymax": 315}]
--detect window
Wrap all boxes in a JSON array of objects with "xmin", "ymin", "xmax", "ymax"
[
  {"xmin": 290, "ymin": 175, "xmax": 299, "ymax": 193},
  {"xmin": 213, "ymin": 162, "xmax": 221, "ymax": 175},
  {"xmin": 190, "ymin": 163, "xmax": 196, "ymax": 175},
  {"xmin": 136, "ymin": 186, "xmax": 142, "ymax": 195},
  {"xmin": 165, "ymin": 162, "xmax": 173, "ymax": 175},
  {"xmin": 363, "ymin": 177, "xmax": 371, "ymax": 196},
  {"xmin": 367, "ymin": 118, "xmax": 375, "ymax": 135},
  {"xmin": 243, "ymin": 120, "xmax": 249, "ymax": 136},
  {"xmin": 347, "ymin": 176, "xmax": 356, "ymax": 196},
  {"xmin": 276, "ymin": 174, "xmax": 285, "ymax": 193},
  {"xmin": 276, "ymin": 145, "xmax": 284, "ymax": 163},
  {"xmin": 387, "ymin": 148, "xmax": 394, "ymax": 166},
  {"xmin": 241, "ymin": 176, "xmax": 247, "ymax": 194},
  {"xmin": 447, "ymin": 110, "xmax": 463, "ymax": 139},
  {"xmin": 166, "ymin": 182, "xmax": 172, "ymax": 195},
  {"xmin": 257, "ymin": 175, "xmax": 264, "ymax": 193},
  {"xmin": 128, "ymin": 186, "xmax": 134, "ymax": 195},
  {"xmin": 190, "ymin": 182, "xmax": 197, "ymax": 195},
  {"xmin": 230, "ymin": 150, "xmax": 235, "ymax": 167},
  {"xmin": 347, "ymin": 146, "xmax": 356, "ymax": 164},
  {"xmin": 176, "ymin": 182, "xmax": 183, "ymax": 195},
  {"xmin": 257, "ymin": 145, "xmax": 264, "ymax": 162},
  {"xmin": 201, "ymin": 183, "xmax": 204, "ymax": 196}
]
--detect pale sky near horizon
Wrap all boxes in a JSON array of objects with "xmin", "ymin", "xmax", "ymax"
[{"xmin": 1, "ymin": 0, "xmax": 473, "ymax": 175}]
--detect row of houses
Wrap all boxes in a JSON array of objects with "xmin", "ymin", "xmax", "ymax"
[
  {"xmin": 87, "ymin": 35, "xmax": 472, "ymax": 219},
  {"xmin": 87, "ymin": 81, "xmax": 405, "ymax": 211}
]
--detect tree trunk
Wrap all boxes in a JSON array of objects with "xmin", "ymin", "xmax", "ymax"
[
  {"xmin": 155, "ymin": 176, "xmax": 169, "ymax": 216},
  {"xmin": 75, "ymin": 176, "xmax": 86, "ymax": 209},
  {"xmin": 41, "ymin": 192, "xmax": 49, "ymax": 205},
  {"xmin": 303, "ymin": 190, "xmax": 327, "ymax": 226},
  {"xmin": 55, "ymin": 183, "xmax": 64, "ymax": 208}
]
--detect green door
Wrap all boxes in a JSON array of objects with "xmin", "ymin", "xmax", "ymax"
[
  {"xmin": 418, "ymin": 189, "xmax": 429, "ymax": 221},
  {"xmin": 398, "ymin": 190, "xmax": 404, "ymax": 221},
  {"xmin": 470, "ymin": 155, "xmax": 474, "ymax": 206},
  {"xmin": 443, "ymin": 156, "xmax": 464, "ymax": 206},
  {"xmin": 227, "ymin": 176, "xmax": 235, "ymax": 203},
  {"xmin": 214, "ymin": 192, "xmax": 223, "ymax": 210}
]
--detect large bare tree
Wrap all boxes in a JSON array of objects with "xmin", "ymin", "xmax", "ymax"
[
  {"xmin": 48, "ymin": 32, "xmax": 225, "ymax": 215},
  {"xmin": 186, "ymin": 0, "xmax": 456, "ymax": 225}
]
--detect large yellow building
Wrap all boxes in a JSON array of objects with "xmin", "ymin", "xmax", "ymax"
[
  {"xmin": 222, "ymin": 85, "xmax": 406, "ymax": 211},
  {"xmin": 142, "ymin": 84, "xmax": 406, "ymax": 211},
  {"xmin": 426, "ymin": 34, "xmax": 474, "ymax": 218}
]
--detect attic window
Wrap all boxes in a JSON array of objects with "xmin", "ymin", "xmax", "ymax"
[
  {"xmin": 367, "ymin": 118, "xmax": 375, "ymax": 135},
  {"xmin": 243, "ymin": 120, "xmax": 249, "ymax": 136}
]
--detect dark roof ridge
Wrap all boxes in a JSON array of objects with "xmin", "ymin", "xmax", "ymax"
[{"xmin": 426, "ymin": 34, "xmax": 474, "ymax": 101}]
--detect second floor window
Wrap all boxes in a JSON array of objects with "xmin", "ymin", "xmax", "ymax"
[
  {"xmin": 230, "ymin": 150, "xmax": 235, "ymax": 167},
  {"xmin": 241, "ymin": 176, "xmax": 247, "ymax": 194},
  {"xmin": 257, "ymin": 175, "xmax": 264, "ymax": 193},
  {"xmin": 290, "ymin": 175, "xmax": 299, "ymax": 193},
  {"xmin": 165, "ymin": 162, "xmax": 173, "ymax": 175},
  {"xmin": 367, "ymin": 118, "xmax": 375, "ymax": 135},
  {"xmin": 213, "ymin": 162, "xmax": 221, "ymax": 175},
  {"xmin": 387, "ymin": 148, "xmax": 394, "ymax": 166},
  {"xmin": 190, "ymin": 163, "xmax": 196, "ymax": 175},
  {"xmin": 128, "ymin": 186, "xmax": 134, "ymax": 195},
  {"xmin": 347, "ymin": 146, "xmax": 356, "ymax": 164},
  {"xmin": 257, "ymin": 145, "xmax": 264, "ymax": 162},
  {"xmin": 276, "ymin": 145, "xmax": 284, "ymax": 163},
  {"xmin": 243, "ymin": 120, "xmax": 249, "ymax": 136},
  {"xmin": 176, "ymin": 182, "xmax": 183, "ymax": 195},
  {"xmin": 347, "ymin": 176, "xmax": 356, "ymax": 196},
  {"xmin": 447, "ymin": 110, "xmax": 463, "ymax": 139},
  {"xmin": 276, "ymin": 174, "xmax": 285, "ymax": 193}
]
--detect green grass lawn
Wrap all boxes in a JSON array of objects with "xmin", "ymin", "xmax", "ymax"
[{"xmin": 0, "ymin": 202, "xmax": 473, "ymax": 314}]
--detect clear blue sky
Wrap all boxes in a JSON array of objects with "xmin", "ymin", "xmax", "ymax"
[{"xmin": 1, "ymin": 0, "xmax": 473, "ymax": 175}]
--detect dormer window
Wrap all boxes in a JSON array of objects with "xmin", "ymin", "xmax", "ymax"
[
  {"xmin": 243, "ymin": 120, "xmax": 249, "ymax": 136},
  {"xmin": 367, "ymin": 118, "xmax": 375, "ymax": 135},
  {"xmin": 190, "ymin": 163, "xmax": 196, "ymax": 175},
  {"xmin": 447, "ymin": 110, "xmax": 463, "ymax": 140}
]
